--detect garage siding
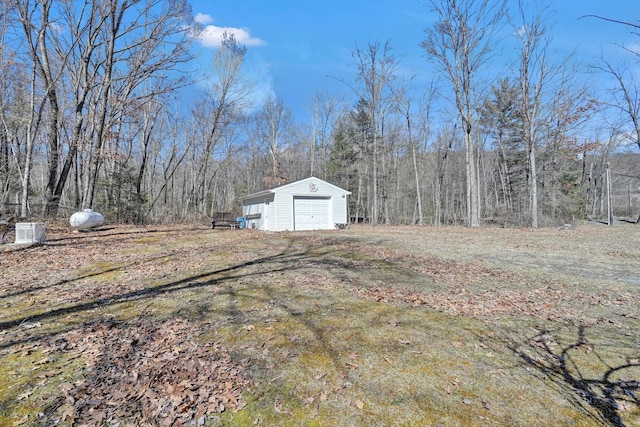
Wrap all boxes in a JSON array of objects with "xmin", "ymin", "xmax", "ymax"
[
  {"xmin": 240, "ymin": 177, "xmax": 350, "ymax": 232},
  {"xmin": 242, "ymin": 193, "xmax": 274, "ymax": 230},
  {"xmin": 332, "ymin": 194, "xmax": 348, "ymax": 224}
]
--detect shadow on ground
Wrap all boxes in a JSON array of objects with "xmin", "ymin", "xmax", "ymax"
[{"xmin": 509, "ymin": 325, "xmax": 639, "ymax": 427}]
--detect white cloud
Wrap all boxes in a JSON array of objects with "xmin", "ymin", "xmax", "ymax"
[
  {"xmin": 196, "ymin": 24, "xmax": 266, "ymax": 48},
  {"xmin": 194, "ymin": 13, "xmax": 213, "ymax": 25}
]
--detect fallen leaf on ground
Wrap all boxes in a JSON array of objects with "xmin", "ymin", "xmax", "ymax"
[{"xmin": 47, "ymin": 317, "xmax": 252, "ymax": 425}]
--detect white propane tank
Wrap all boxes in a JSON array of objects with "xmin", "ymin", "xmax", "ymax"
[{"xmin": 69, "ymin": 208, "xmax": 104, "ymax": 230}]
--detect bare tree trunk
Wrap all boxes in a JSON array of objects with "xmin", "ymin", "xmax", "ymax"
[
  {"xmin": 530, "ymin": 140, "xmax": 538, "ymax": 227},
  {"xmin": 20, "ymin": 68, "xmax": 37, "ymax": 218},
  {"xmin": 465, "ymin": 124, "xmax": 479, "ymax": 226},
  {"xmin": 411, "ymin": 132, "xmax": 423, "ymax": 225},
  {"xmin": 372, "ymin": 127, "xmax": 379, "ymax": 224},
  {"xmin": 355, "ymin": 173, "xmax": 363, "ymax": 223}
]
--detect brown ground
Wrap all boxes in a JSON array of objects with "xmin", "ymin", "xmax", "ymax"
[{"xmin": 1, "ymin": 221, "xmax": 638, "ymax": 426}]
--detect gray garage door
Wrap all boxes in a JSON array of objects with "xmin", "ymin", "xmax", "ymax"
[{"xmin": 293, "ymin": 197, "xmax": 330, "ymax": 230}]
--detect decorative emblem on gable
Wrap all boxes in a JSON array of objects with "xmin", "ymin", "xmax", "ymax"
[{"xmin": 309, "ymin": 182, "xmax": 318, "ymax": 192}]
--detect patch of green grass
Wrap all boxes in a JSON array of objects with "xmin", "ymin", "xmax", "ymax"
[
  {"xmin": 205, "ymin": 292, "xmax": 601, "ymax": 426},
  {"xmin": 0, "ymin": 344, "xmax": 86, "ymax": 427}
]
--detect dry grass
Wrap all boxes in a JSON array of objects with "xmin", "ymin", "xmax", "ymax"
[{"xmin": 0, "ymin": 221, "xmax": 638, "ymax": 426}]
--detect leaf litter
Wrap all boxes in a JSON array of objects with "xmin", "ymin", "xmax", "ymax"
[{"xmin": 49, "ymin": 317, "xmax": 251, "ymax": 426}]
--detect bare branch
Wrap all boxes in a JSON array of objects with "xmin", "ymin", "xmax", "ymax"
[{"xmin": 579, "ymin": 15, "xmax": 640, "ymax": 30}]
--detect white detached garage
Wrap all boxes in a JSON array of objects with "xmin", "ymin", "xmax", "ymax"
[{"xmin": 240, "ymin": 177, "xmax": 351, "ymax": 231}]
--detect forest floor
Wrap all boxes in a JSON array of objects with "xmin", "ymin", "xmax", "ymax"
[{"xmin": 1, "ymin": 221, "xmax": 639, "ymax": 426}]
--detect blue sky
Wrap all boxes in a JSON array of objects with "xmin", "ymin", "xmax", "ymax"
[{"xmin": 188, "ymin": 0, "xmax": 638, "ymax": 120}]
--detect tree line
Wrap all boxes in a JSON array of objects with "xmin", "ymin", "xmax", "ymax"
[{"xmin": 1, "ymin": 0, "xmax": 638, "ymax": 227}]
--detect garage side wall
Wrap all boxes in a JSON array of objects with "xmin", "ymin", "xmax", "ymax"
[
  {"xmin": 242, "ymin": 194, "xmax": 274, "ymax": 230},
  {"xmin": 332, "ymin": 193, "xmax": 349, "ymax": 225}
]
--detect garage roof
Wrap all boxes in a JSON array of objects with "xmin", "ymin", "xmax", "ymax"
[{"xmin": 239, "ymin": 176, "xmax": 350, "ymax": 200}]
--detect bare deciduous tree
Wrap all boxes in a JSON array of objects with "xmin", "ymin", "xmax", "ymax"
[
  {"xmin": 188, "ymin": 32, "xmax": 252, "ymax": 216},
  {"xmin": 306, "ymin": 90, "xmax": 342, "ymax": 178},
  {"xmin": 14, "ymin": 0, "xmax": 62, "ymax": 218},
  {"xmin": 345, "ymin": 40, "xmax": 400, "ymax": 224},
  {"xmin": 597, "ymin": 60, "xmax": 640, "ymax": 152},
  {"xmin": 257, "ymin": 95, "xmax": 294, "ymax": 188},
  {"xmin": 512, "ymin": 0, "xmax": 553, "ymax": 228},
  {"xmin": 394, "ymin": 80, "xmax": 437, "ymax": 226},
  {"xmin": 83, "ymin": 0, "xmax": 194, "ymax": 211},
  {"xmin": 422, "ymin": 0, "xmax": 507, "ymax": 227}
]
